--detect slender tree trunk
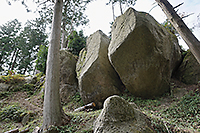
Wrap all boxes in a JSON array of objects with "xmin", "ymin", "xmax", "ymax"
[
  {"xmin": 119, "ymin": 0, "xmax": 123, "ymax": 15},
  {"xmin": 112, "ymin": 1, "xmax": 115, "ymax": 21},
  {"xmin": 66, "ymin": 1, "xmax": 76, "ymax": 49},
  {"xmin": 61, "ymin": 0, "xmax": 76, "ymax": 49},
  {"xmin": 61, "ymin": 23, "xmax": 66, "ymax": 49},
  {"xmin": 10, "ymin": 49, "xmax": 19, "ymax": 71},
  {"xmin": 155, "ymin": 0, "xmax": 200, "ymax": 64},
  {"xmin": 9, "ymin": 48, "xmax": 17, "ymax": 70},
  {"xmin": 43, "ymin": 0, "xmax": 64, "ymax": 131},
  {"xmin": 60, "ymin": 0, "xmax": 70, "ymax": 49},
  {"xmin": 23, "ymin": 67, "xmax": 27, "ymax": 75}
]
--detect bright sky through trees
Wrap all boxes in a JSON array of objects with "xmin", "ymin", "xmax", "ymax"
[{"xmin": 0, "ymin": 0, "xmax": 199, "ymax": 49}]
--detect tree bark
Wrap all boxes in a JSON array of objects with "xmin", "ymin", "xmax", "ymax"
[
  {"xmin": 61, "ymin": 0, "xmax": 76, "ymax": 49},
  {"xmin": 112, "ymin": 1, "xmax": 115, "ymax": 21},
  {"xmin": 9, "ymin": 48, "xmax": 17, "ymax": 70},
  {"xmin": 10, "ymin": 49, "xmax": 19, "ymax": 71},
  {"xmin": 155, "ymin": 0, "xmax": 200, "ymax": 64},
  {"xmin": 66, "ymin": 1, "xmax": 76, "ymax": 49},
  {"xmin": 119, "ymin": 0, "xmax": 123, "ymax": 15},
  {"xmin": 61, "ymin": 22, "xmax": 66, "ymax": 49},
  {"xmin": 43, "ymin": 0, "xmax": 64, "ymax": 131}
]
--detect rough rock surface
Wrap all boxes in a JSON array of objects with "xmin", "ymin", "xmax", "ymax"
[
  {"xmin": 108, "ymin": 8, "xmax": 182, "ymax": 98},
  {"xmin": 76, "ymin": 48, "xmax": 87, "ymax": 78},
  {"xmin": 77, "ymin": 30, "xmax": 124, "ymax": 108},
  {"xmin": 93, "ymin": 95, "xmax": 154, "ymax": 133},
  {"xmin": 60, "ymin": 50, "xmax": 78, "ymax": 104},
  {"xmin": 0, "ymin": 83, "xmax": 11, "ymax": 91},
  {"xmin": 25, "ymin": 75, "xmax": 37, "ymax": 84},
  {"xmin": 174, "ymin": 50, "xmax": 200, "ymax": 84}
]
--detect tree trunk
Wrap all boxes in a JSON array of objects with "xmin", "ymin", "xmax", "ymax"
[
  {"xmin": 23, "ymin": 67, "xmax": 27, "ymax": 75},
  {"xmin": 112, "ymin": 1, "xmax": 115, "ymax": 21},
  {"xmin": 61, "ymin": 23, "xmax": 66, "ymax": 49},
  {"xmin": 43, "ymin": 0, "xmax": 64, "ymax": 131},
  {"xmin": 9, "ymin": 48, "xmax": 17, "ymax": 70},
  {"xmin": 10, "ymin": 49, "xmax": 19, "ymax": 71},
  {"xmin": 66, "ymin": 1, "xmax": 76, "ymax": 49},
  {"xmin": 155, "ymin": 0, "xmax": 200, "ymax": 64},
  {"xmin": 119, "ymin": 0, "xmax": 123, "ymax": 15}
]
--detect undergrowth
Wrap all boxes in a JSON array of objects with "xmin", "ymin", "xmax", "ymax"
[
  {"xmin": 1, "ymin": 77, "xmax": 200, "ymax": 133},
  {"xmin": 0, "ymin": 104, "xmax": 26, "ymax": 122},
  {"xmin": 0, "ymin": 72, "xmax": 44, "ymax": 99},
  {"xmin": 46, "ymin": 110, "xmax": 101, "ymax": 133},
  {"xmin": 121, "ymin": 87, "xmax": 200, "ymax": 132},
  {"xmin": 0, "ymin": 70, "xmax": 25, "ymax": 84}
]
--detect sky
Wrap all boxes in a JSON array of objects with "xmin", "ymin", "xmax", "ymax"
[{"xmin": 0, "ymin": 0, "xmax": 200, "ymax": 49}]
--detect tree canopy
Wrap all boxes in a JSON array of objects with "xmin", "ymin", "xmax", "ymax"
[{"xmin": 0, "ymin": 18, "xmax": 48, "ymax": 74}]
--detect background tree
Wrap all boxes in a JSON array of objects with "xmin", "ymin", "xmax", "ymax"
[
  {"xmin": 0, "ymin": 18, "xmax": 48, "ymax": 74},
  {"xmin": 195, "ymin": 13, "xmax": 200, "ymax": 28},
  {"xmin": 0, "ymin": 19, "xmax": 21, "ymax": 72},
  {"xmin": 17, "ymin": 18, "xmax": 48, "ymax": 74},
  {"xmin": 106, "ymin": 0, "xmax": 137, "ymax": 20},
  {"xmin": 67, "ymin": 30, "xmax": 86, "ymax": 56},
  {"xmin": 35, "ymin": 29, "xmax": 86, "ymax": 75},
  {"xmin": 36, "ymin": 0, "xmax": 91, "ymax": 49},
  {"xmin": 61, "ymin": 0, "xmax": 90, "ymax": 49},
  {"xmin": 35, "ymin": 45, "xmax": 48, "ymax": 74}
]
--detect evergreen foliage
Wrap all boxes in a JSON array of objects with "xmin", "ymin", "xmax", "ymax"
[
  {"xmin": 162, "ymin": 19, "xmax": 178, "ymax": 35},
  {"xmin": 68, "ymin": 30, "xmax": 86, "ymax": 56},
  {"xmin": 35, "ymin": 45, "xmax": 48, "ymax": 74},
  {"xmin": 0, "ymin": 18, "xmax": 48, "ymax": 74}
]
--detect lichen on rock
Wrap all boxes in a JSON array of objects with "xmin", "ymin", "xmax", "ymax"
[{"xmin": 93, "ymin": 95, "xmax": 154, "ymax": 133}]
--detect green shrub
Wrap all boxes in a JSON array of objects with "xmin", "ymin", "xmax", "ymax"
[
  {"xmin": 0, "ymin": 74, "xmax": 25, "ymax": 84},
  {"xmin": 162, "ymin": 91, "xmax": 200, "ymax": 130},
  {"xmin": 0, "ymin": 104, "xmax": 26, "ymax": 122}
]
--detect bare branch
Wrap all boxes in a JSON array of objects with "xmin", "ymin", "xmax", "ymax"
[
  {"xmin": 181, "ymin": 13, "xmax": 194, "ymax": 19},
  {"xmin": 173, "ymin": 2, "xmax": 184, "ymax": 9}
]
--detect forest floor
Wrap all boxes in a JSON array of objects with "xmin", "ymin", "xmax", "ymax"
[{"xmin": 0, "ymin": 79, "xmax": 200, "ymax": 133}]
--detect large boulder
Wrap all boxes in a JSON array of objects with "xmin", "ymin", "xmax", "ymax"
[
  {"xmin": 60, "ymin": 50, "xmax": 78, "ymax": 104},
  {"xmin": 174, "ymin": 50, "xmax": 200, "ymax": 84},
  {"xmin": 93, "ymin": 95, "xmax": 154, "ymax": 133},
  {"xmin": 77, "ymin": 30, "xmax": 124, "ymax": 108},
  {"xmin": 108, "ymin": 8, "xmax": 182, "ymax": 98}
]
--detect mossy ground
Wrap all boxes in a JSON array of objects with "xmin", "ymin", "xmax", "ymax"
[{"xmin": 0, "ymin": 78, "xmax": 199, "ymax": 133}]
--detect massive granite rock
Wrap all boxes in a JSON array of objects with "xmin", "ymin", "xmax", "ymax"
[
  {"xmin": 77, "ymin": 30, "xmax": 124, "ymax": 108},
  {"xmin": 174, "ymin": 50, "xmax": 200, "ymax": 84},
  {"xmin": 108, "ymin": 8, "xmax": 182, "ymax": 98},
  {"xmin": 60, "ymin": 50, "xmax": 78, "ymax": 104},
  {"xmin": 93, "ymin": 95, "xmax": 154, "ymax": 133}
]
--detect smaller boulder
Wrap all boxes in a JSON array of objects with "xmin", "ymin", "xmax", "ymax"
[
  {"xmin": 60, "ymin": 50, "xmax": 79, "ymax": 104},
  {"xmin": 25, "ymin": 75, "xmax": 37, "ymax": 84},
  {"xmin": 174, "ymin": 51, "xmax": 200, "ymax": 84},
  {"xmin": 22, "ymin": 113, "xmax": 30, "ymax": 126},
  {"xmin": 93, "ymin": 95, "xmax": 154, "ymax": 133},
  {"xmin": 0, "ymin": 83, "xmax": 11, "ymax": 91}
]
